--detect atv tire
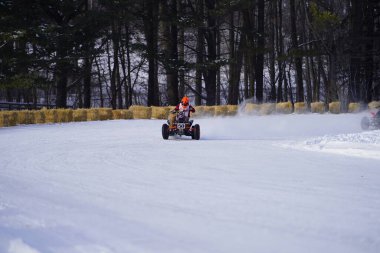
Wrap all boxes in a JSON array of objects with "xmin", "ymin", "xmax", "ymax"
[
  {"xmin": 192, "ymin": 124, "xmax": 200, "ymax": 140},
  {"xmin": 361, "ymin": 116, "xmax": 370, "ymax": 130},
  {"xmin": 162, "ymin": 124, "xmax": 169, "ymax": 139}
]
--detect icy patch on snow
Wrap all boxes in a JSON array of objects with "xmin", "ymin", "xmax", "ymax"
[
  {"xmin": 281, "ymin": 130, "xmax": 380, "ymax": 160},
  {"xmin": 8, "ymin": 239, "xmax": 40, "ymax": 253}
]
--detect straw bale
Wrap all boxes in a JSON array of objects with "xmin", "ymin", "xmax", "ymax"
[
  {"xmin": 0, "ymin": 111, "xmax": 9, "ymax": 127},
  {"xmin": 368, "ymin": 101, "xmax": 380, "ymax": 109},
  {"xmin": 0, "ymin": 112, "xmax": 4, "ymax": 127},
  {"xmin": 17, "ymin": 110, "xmax": 35, "ymax": 125},
  {"xmin": 87, "ymin": 109, "xmax": 100, "ymax": 121},
  {"xmin": 329, "ymin": 101, "xmax": 341, "ymax": 114},
  {"xmin": 33, "ymin": 110, "xmax": 46, "ymax": 124},
  {"xmin": 123, "ymin": 110, "xmax": 133, "ymax": 119},
  {"xmin": 130, "ymin": 106, "xmax": 152, "ymax": 119},
  {"xmin": 311, "ymin": 102, "xmax": 325, "ymax": 113},
  {"xmin": 260, "ymin": 103, "xmax": 276, "ymax": 115},
  {"xmin": 191, "ymin": 106, "xmax": 206, "ymax": 118},
  {"xmin": 226, "ymin": 105, "xmax": 238, "ymax": 116},
  {"xmin": 56, "ymin": 109, "xmax": 73, "ymax": 123},
  {"xmin": 151, "ymin": 106, "xmax": 170, "ymax": 119},
  {"xmin": 348, "ymin": 103, "xmax": 361, "ymax": 113},
  {"xmin": 73, "ymin": 109, "xmax": 88, "ymax": 122},
  {"xmin": 44, "ymin": 109, "xmax": 58, "ymax": 123},
  {"xmin": 294, "ymin": 102, "xmax": 308, "ymax": 114},
  {"xmin": 112, "ymin": 110, "xmax": 123, "ymax": 120},
  {"xmin": 99, "ymin": 108, "xmax": 112, "ymax": 120},
  {"xmin": 214, "ymin": 105, "xmax": 229, "ymax": 116},
  {"xmin": 244, "ymin": 103, "xmax": 260, "ymax": 114},
  {"xmin": 276, "ymin": 102, "xmax": 293, "ymax": 114}
]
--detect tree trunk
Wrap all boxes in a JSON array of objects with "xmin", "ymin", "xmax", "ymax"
[
  {"xmin": 255, "ymin": 0, "xmax": 265, "ymax": 103},
  {"xmin": 195, "ymin": 0, "xmax": 204, "ymax": 105},
  {"xmin": 143, "ymin": 0, "xmax": 160, "ymax": 106},
  {"xmin": 290, "ymin": 0, "xmax": 304, "ymax": 102}
]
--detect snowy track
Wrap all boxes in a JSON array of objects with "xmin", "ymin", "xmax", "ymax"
[{"xmin": 1, "ymin": 113, "xmax": 380, "ymax": 253}]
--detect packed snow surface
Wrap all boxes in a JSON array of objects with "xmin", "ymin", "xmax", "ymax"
[{"xmin": 1, "ymin": 113, "xmax": 380, "ymax": 253}]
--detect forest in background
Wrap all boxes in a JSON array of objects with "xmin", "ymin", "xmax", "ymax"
[{"xmin": 0, "ymin": 0, "xmax": 379, "ymax": 110}]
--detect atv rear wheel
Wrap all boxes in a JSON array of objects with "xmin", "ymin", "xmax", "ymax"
[
  {"xmin": 192, "ymin": 124, "xmax": 200, "ymax": 140},
  {"xmin": 361, "ymin": 116, "xmax": 370, "ymax": 130},
  {"xmin": 162, "ymin": 124, "xmax": 169, "ymax": 139}
]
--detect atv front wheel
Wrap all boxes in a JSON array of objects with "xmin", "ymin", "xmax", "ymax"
[
  {"xmin": 361, "ymin": 116, "xmax": 370, "ymax": 130},
  {"xmin": 162, "ymin": 124, "xmax": 169, "ymax": 139},
  {"xmin": 192, "ymin": 124, "xmax": 200, "ymax": 140}
]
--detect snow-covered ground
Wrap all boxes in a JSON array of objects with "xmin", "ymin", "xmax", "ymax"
[{"xmin": 1, "ymin": 113, "xmax": 380, "ymax": 253}]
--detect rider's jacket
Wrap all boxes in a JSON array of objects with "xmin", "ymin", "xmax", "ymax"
[{"xmin": 174, "ymin": 103, "xmax": 195, "ymax": 117}]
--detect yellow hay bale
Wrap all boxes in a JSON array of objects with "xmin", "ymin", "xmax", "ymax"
[
  {"xmin": 129, "ymin": 106, "xmax": 152, "ymax": 119},
  {"xmin": 123, "ymin": 110, "xmax": 133, "ymax": 119},
  {"xmin": 56, "ymin": 109, "xmax": 73, "ymax": 123},
  {"xmin": 244, "ymin": 103, "xmax": 260, "ymax": 114},
  {"xmin": 348, "ymin": 103, "xmax": 361, "ymax": 113},
  {"xmin": 151, "ymin": 106, "xmax": 170, "ymax": 119},
  {"xmin": 0, "ymin": 112, "xmax": 4, "ymax": 127},
  {"xmin": 294, "ymin": 102, "xmax": 308, "ymax": 114},
  {"xmin": 260, "ymin": 103, "xmax": 276, "ymax": 115},
  {"xmin": 44, "ymin": 109, "xmax": 58, "ymax": 123},
  {"xmin": 17, "ymin": 110, "xmax": 35, "ymax": 125},
  {"xmin": 276, "ymin": 102, "xmax": 293, "ymax": 114},
  {"xmin": 73, "ymin": 109, "xmax": 88, "ymax": 122},
  {"xmin": 226, "ymin": 105, "xmax": 238, "ymax": 116},
  {"xmin": 329, "ymin": 101, "xmax": 341, "ymax": 114},
  {"xmin": 112, "ymin": 110, "xmax": 123, "ymax": 120},
  {"xmin": 311, "ymin": 102, "xmax": 325, "ymax": 113},
  {"xmin": 191, "ymin": 106, "xmax": 205, "ymax": 118},
  {"xmin": 368, "ymin": 101, "xmax": 380, "ymax": 109},
  {"xmin": 202, "ymin": 106, "xmax": 216, "ymax": 117},
  {"xmin": 87, "ymin": 109, "xmax": 100, "ymax": 121},
  {"xmin": 99, "ymin": 108, "xmax": 112, "ymax": 121},
  {"xmin": 0, "ymin": 111, "xmax": 18, "ymax": 127},
  {"xmin": 214, "ymin": 105, "xmax": 229, "ymax": 116},
  {"xmin": 33, "ymin": 110, "xmax": 46, "ymax": 124}
]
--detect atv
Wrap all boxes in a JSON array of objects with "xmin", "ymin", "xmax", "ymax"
[
  {"xmin": 361, "ymin": 110, "xmax": 380, "ymax": 130},
  {"xmin": 162, "ymin": 111, "xmax": 200, "ymax": 140}
]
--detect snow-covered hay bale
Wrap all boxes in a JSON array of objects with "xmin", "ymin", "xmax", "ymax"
[
  {"xmin": 244, "ymin": 103, "xmax": 260, "ymax": 115},
  {"xmin": 87, "ymin": 109, "xmax": 100, "ymax": 121},
  {"xmin": 294, "ymin": 102, "xmax": 308, "ymax": 114},
  {"xmin": 311, "ymin": 102, "xmax": 325, "ymax": 113},
  {"xmin": 73, "ymin": 109, "xmax": 88, "ymax": 122},
  {"xmin": 44, "ymin": 109, "xmax": 58, "ymax": 123},
  {"xmin": 151, "ymin": 106, "xmax": 170, "ymax": 119},
  {"xmin": 260, "ymin": 103, "xmax": 276, "ymax": 115},
  {"xmin": 33, "ymin": 110, "xmax": 46, "ymax": 124},
  {"xmin": 329, "ymin": 102, "xmax": 341, "ymax": 114},
  {"xmin": 215, "ymin": 105, "xmax": 229, "ymax": 116},
  {"xmin": 99, "ymin": 108, "xmax": 112, "ymax": 121},
  {"xmin": 130, "ymin": 106, "xmax": 152, "ymax": 119},
  {"xmin": 56, "ymin": 109, "xmax": 73, "ymax": 123},
  {"xmin": 348, "ymin": 103, "xmax": 361, "ymax": 113},
  {"xmin": 226, "ymin": 105, "xmax": 238, "ymax": 116},
  {"xmin": 17, "ymin": 110, "xmax": 35, "ymax": 125},
  {"xmin": 276, "ymin": 102, "xmax": 293, "ymax": 114},
  {"xmin": 368, "ymin": 101, "xmax": 380, "ymax": 109}
]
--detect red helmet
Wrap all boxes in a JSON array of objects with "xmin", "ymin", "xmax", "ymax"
[{"xmin": 181, "ymin": 96, "xmax": 189, "ymax": 106}]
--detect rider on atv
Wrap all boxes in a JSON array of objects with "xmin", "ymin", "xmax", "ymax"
[{"xmin": 169, "ymin": 96, "xmax": 195, "ymax": 127}]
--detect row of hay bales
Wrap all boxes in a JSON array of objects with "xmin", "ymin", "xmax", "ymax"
[
  {"xmin": 1, "ymin": 102, "xmax": 379, "ymax": 127},
  {"xmin": 242, "ymin": 101, "xmax": 380, "ymax": 115}
]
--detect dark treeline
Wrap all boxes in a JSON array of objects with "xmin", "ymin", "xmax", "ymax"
[{"xmin": 0, "ymin": 0, "xmax": 379, "ymax": 109}]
